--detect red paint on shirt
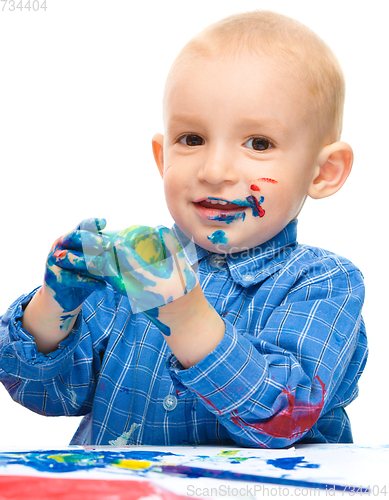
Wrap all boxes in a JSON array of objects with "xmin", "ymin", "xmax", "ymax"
[
  {"xmin": 250, "ymin": 184, "xmax": 260, "ymax": 191},
  {"xmin": 192, "ymin": 389, "xmax": 221, "ymax": 415},
  {"xmin": 231, "ymin": 376, "xmax": 325, "ymax": 439}
]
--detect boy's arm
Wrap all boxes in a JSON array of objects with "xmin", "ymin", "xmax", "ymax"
[
  {"xmin": 22, "ymin": 286, "xmax": 82, "ymax": 354},
  {"xmin": 166, "ymin": 256, "xmax": 368, "ymax": 448},
  {"xmin": 0, "ymin": 284, "xmax": 120, "ymax": 420}
]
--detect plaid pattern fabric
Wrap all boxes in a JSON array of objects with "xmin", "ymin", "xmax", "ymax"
[{"xmin": 0, "ymin": 221, "xmax": 368, "ymax": 448}]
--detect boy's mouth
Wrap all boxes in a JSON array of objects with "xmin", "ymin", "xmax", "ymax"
[
  {"xmin": 195, "ymin": 198, "xmax": 246, "ymax": 211},
  {"xmin": 193, "ymin": 197, "xmax": 249, "ymax": 222},
  {"xmin": 194, "ymin": 196, "xmax": 265, "ymax": 220}
]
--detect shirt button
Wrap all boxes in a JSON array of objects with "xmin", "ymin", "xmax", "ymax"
[
  {"xmin": 163, "ymin": 394, "xmax": 177, "ymax": 411},
  {"xmin": 209, "ymin": 255, "xmax": 226, "ymax": 268},
  {"xmin": 242, "ymin": 274, "xmax": 255, "ymax": 282}
]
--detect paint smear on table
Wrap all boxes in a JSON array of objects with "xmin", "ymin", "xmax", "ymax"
[
  {"xmin": 267, "ymin": 456, "xmax": 320, "ymax": 470},
  {"xmin": 0, "ymin": 449, "xmax": 181, "ymax": 474},
  {"xmin": 0, "ymin": 475, "xmax": 190, "ymax": 500}
]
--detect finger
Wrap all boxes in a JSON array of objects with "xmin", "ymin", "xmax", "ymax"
[
  {"xmin": 158, "ymin": 228, "xmax": 197, "ymax": 293},
  {"xmin": 60, "ymin": 230, "xmax": 110, "ymax": 255},
  {"xmin": 77, "ymin": 218, "xmax": 107, "ymax": 233},
  {"xmin": 51, "ymin": 219, "xmax": 108, "ymax": 254},
  {"xmin": 157, "ymin": 226, "xmax": 183, "ymax": 257},
  {"xmin": 69, "ymin": 270, "xmax": 106, "ymax": 290},
  {"xmin": 50, "ymin": 249, "xmax": 106, "ymax": 279}
]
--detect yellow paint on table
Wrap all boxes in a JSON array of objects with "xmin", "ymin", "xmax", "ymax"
[{"xmin": 111, "ymin": 459, "xmax": 152, "ymax": 470}]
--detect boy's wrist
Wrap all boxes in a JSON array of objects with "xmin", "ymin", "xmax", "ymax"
[
  {"xmin": 158, "ymin": 284, "xmax": 225, "ymax": 368},
  {"xmin": 157, "ymin": 284, "xmax": 210, "ymax": 328},
  {"xmin": 22, "ymin": 285, "xmax": 81, "ymax": 354}
]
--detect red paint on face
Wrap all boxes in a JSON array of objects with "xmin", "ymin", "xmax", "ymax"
[
  {"xmin": 252, "ymin": 197, "xmax": 265, "ymax": 218},
  {"xmin": 257, "ymin": 177, "xmax": 278, "ymax": 184},
  {"xmin": 250, "ymin": 184, "xmax": 260, "ymax": 191},
  {"xmin": 231, "ymin": 376, "xmax": 325, "ymax": 439}
]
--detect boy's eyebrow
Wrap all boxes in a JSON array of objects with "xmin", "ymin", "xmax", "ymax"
[
  {"xmin": 238, "ymin": 117, "xmax": 289, "ymax": 135},
  {"xmin": 167, "ymin": 114, "xmax": 289, "ymax": 135},
  {"xmin": 167, "ymin": 113, "xmax": 205, "ymax": 127}
]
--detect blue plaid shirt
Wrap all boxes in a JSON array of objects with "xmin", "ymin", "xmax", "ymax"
[{"xmin": 0, "ymin": 221, "xmax": 368, "ymax": 448}]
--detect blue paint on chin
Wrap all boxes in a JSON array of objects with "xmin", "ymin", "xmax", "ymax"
[
  {"xmin": 267, "ymin": 457, "xmax": 320, "ymax": 470},
  {"xmin": 207, "ymin": 230, "xmax": 229, "ymax": 246},
  {"xmin": 207, "ymin": 212, "xmax": 246, "ymax": 224}
]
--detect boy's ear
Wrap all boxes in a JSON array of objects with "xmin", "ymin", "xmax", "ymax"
[
  {"xmin": 308, "ymin": 141, "xmax": 353, "ymax": 199},
  {"xmin": 152, "ymin": 133, "xmax": 165, "ymax": 178}
]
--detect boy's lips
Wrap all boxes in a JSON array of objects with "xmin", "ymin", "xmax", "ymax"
[
  {"xmin": 195, "ymin": 199, "xmax": 245, "ymax": 210},
  {"xmin": 193, "ymin": 198, "xmax": 248, "ymax": 220}
]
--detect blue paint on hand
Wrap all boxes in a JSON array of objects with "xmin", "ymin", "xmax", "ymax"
[
  {"xmin": 94, "ymin": 225, "xmax": 198, "ymax": 335},
  {"xmin": 45, "ymin": 218, "xmax": 108, "ymax": 319}
]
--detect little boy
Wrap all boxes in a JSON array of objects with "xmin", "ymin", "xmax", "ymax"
[{"xmin": 0, "ymin": 10, "xmax": 367, "ymax": 448}]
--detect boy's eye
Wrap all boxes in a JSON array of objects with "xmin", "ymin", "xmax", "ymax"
[
  {"xmin": 178, "ymin": 134, "xmax": 205, "ymax": 146},
  {"xmin": 245, "ymin": 137, "xmax": 272, "ymax": 151}
]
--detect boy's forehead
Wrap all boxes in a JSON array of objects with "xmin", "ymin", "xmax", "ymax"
[{"xmin": 163, "ymin": 51, "xmax": 308, "ymax": 123}]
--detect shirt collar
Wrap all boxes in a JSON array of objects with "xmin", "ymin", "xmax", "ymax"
[{"xmin": 172, "ymin": 221, "xmax": 298, "ymax": 287}]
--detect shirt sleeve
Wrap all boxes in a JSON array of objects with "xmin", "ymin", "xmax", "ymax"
[
  {"xmin": 167, "ymin": 253, "xmax": 368, "ymax": 448},
  {"xmin": 0, "ymin": 287, "xmax": 116, "ymax": 417}
]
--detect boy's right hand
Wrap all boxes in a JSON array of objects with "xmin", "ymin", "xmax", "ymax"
[
  {"xmin": 22, "ymin": 218, "xmax": 109, "ymax": 353},
  {"xmin": 43, "ymin": 217, "xmax": 109, "ymax": 313}
]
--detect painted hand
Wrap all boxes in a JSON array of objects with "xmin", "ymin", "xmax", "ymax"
[
  {"xmin": 45, "ymin": 218, "xmax": 109, "ymax": 313},
  {"xmin": 96, "ymin": 225, "xmax": 198, "ymax": 333}
]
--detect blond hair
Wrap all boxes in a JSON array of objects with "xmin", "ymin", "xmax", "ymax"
[{"xmin": 165, "ymin": 10, "xmax": 345, "ymax": 147}]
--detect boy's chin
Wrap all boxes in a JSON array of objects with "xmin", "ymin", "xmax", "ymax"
[{"xmin": 199, "ymin": 234, "xmax": 256, "ymax": 255}]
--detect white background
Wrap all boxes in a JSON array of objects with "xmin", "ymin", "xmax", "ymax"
[{"xmin": 0, "ymin": 0, "xmax": 387, "ymax": 448}]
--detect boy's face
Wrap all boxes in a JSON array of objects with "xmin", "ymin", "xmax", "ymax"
[{"xmin": 154, "ymin": 53, "xmax": 321, "ymax": 254}]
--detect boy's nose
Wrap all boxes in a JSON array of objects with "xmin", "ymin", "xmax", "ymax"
[{"xmin": 197, "ymin": 147, "xmax": 239, "ymax": 185}]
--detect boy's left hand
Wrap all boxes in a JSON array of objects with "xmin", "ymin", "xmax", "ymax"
[{"xmin": 95, "ymin": 225, "xmax": 198, "ymax": 322}]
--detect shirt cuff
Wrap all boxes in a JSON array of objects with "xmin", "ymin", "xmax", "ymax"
[
  {"xmin": 0, "ymin": 289, "xmax": 82, "ymax": 381},
  {"xmin": 167, "ymin": 320, "xmax": 268, "ymax": 415}
]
